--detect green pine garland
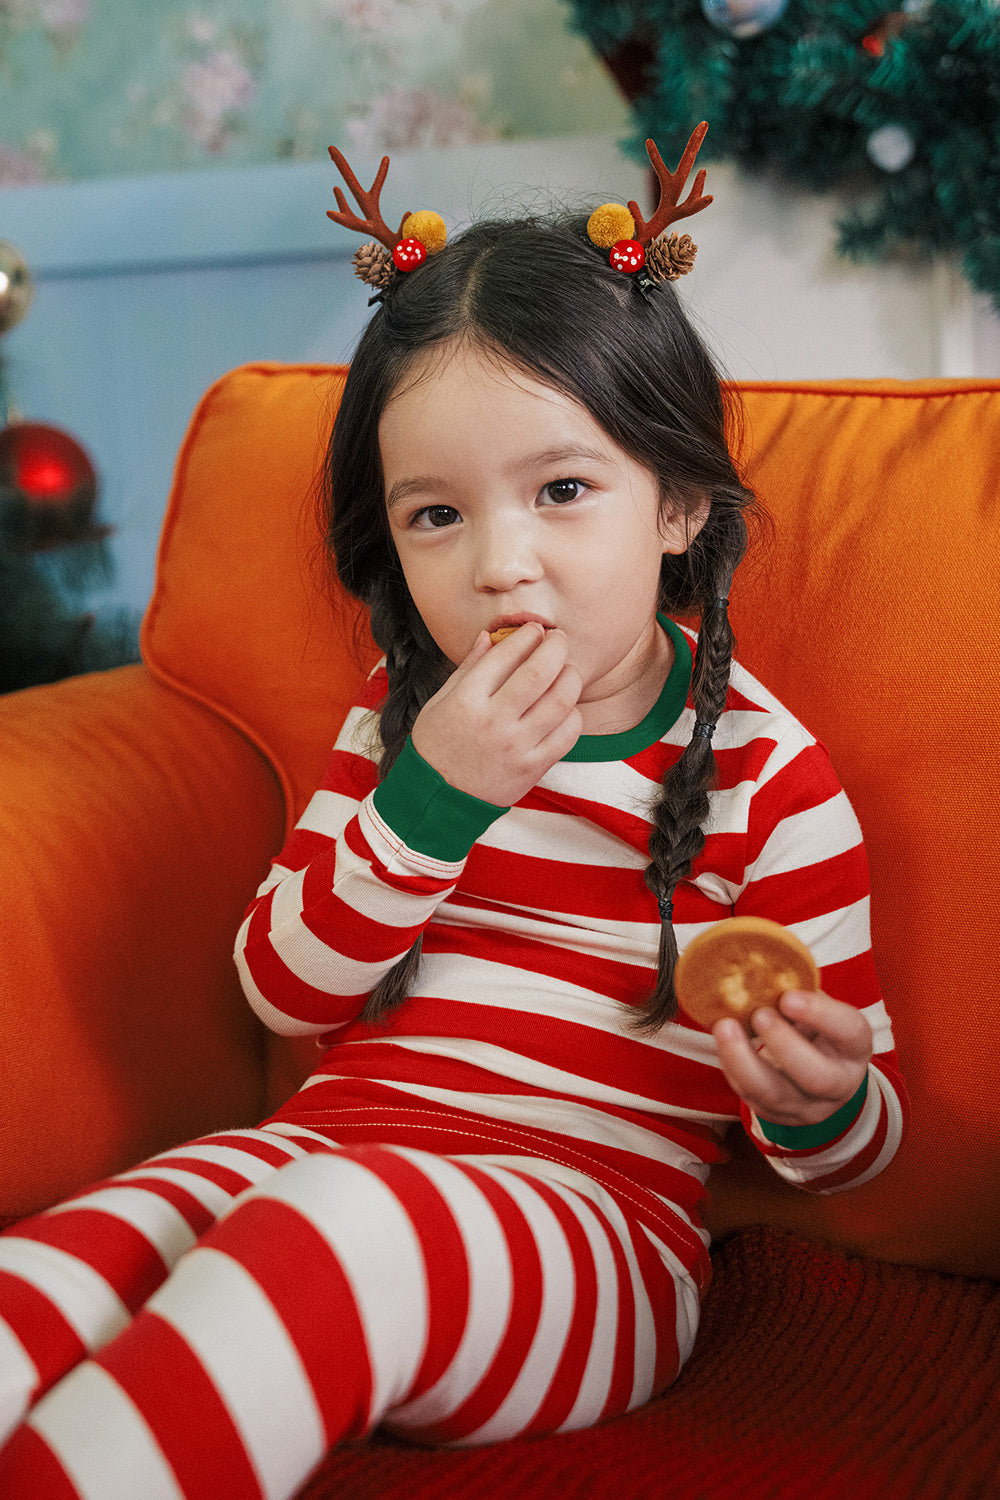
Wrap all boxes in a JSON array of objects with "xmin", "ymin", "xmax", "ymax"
[{"xmin": 564, "ymin": 0, "xmax": 1000, "ymax": 308}]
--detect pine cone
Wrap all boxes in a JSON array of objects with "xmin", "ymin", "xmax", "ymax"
[
  {"xmin": 352, "ymin": 243, "xmax": 394, "ymax": 288},
  {"xmin": 646, "ymin": 232, "xmax": 698, "ymax": 282}
]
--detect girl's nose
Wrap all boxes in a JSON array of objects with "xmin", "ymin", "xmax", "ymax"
[{"xmin": 472, "ymin": 515, "xmax": 543, "ymax": 592}]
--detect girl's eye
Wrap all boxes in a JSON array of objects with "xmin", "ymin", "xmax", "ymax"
[
  {"xmin": 412, "ymin": 505, "xmax": 460, "ymax": 529},
  {"xmin": 541, "ymin": 479, "xmax": 585, "ymax": 506}
]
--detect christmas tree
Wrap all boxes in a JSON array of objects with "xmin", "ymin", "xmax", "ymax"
[
  {"xmin": 565, "ymin": 0, "xmax": 1000, "ymax": 308},
  {"xmin": 1, "ymin": 241, "xmax": 139, "ymax": 695}
]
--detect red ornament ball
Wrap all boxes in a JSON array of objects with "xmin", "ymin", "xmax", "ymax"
[
  {"xmin": 609, "ymin": 239, "xmax": 646, "ymax": 274},
  {"xmin": 0, "ymin": 420, "xmax": 104, "ymax": 550},
  {"xmin": 392, "ymin": 237, "xmax": 428, "ymax": 272}
]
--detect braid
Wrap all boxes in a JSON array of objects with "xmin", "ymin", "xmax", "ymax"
[
  {"xmin": 360, "ymin": 575, "xmax": 449, "ymax": 1022},
  {"xmin": 367, "ymin": 574, "xmax": 447, "ymax": 778},
  {"xmin": 638, "ymin": 580, "xmax": 737, "ymax": 1032}
]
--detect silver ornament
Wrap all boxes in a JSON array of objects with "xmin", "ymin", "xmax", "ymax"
[
  {"xmin": 0, "ymin": 241, "xmax": 34, "ymax": 337},
  {"xmin": 701, "ymin": 0, "xmax": 790, "ymax": 39},
  {"xmin": 866, "ymin": 124, "xmax": 916, "ymax": 174}
]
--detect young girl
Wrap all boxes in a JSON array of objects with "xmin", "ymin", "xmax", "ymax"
[{"xmin": 0, "ymin": 140, "xmax": 907, "ymax": 1499}]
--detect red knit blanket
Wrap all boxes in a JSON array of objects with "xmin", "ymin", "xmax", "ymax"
[
  {"xmin": 298, "ymin": 1225, "xmax": 999, "ymax": 1500},
  {"xmin": 0, "ymin": 1218, "xmax": 994, "ymax": 1496}
]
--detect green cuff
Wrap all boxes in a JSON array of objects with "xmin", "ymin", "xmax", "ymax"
[
  {"xmin": 371, "ymin": 736, "xmax": 509, "ymax": 863},
  {"xmin": 757, "ymin": 1075, "xmax": 869, "ymax": 1150}
]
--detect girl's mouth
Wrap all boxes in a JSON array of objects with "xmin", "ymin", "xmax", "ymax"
[{"xmin": 487, "ymin": 614, "xmax": 554, "ymax": 634}]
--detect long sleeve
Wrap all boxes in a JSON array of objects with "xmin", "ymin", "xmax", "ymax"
[
  {"xmin": 741, "ymin": 1062, "xmax": 907, "ymax": 1196},
  {"xmin": 234, "ymin": 669, "xmax": 506, "ymax": 1037},
  {"xmin": 714, "ymin": 686, "xmax": 909, "ymax": 1193}
]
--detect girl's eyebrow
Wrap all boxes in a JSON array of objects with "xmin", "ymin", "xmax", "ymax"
[
  {"xmin": 517, "ymin": 444, "xmax": 613, "ymax": 472},
  {"xmin": 386, "ymin": 445, "xmax": 613, "ymax": 511},
  {"xmin": 385, "ymin": 476, "xmax": 446, "ymax": 512}
]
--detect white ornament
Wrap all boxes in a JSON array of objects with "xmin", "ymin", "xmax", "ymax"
[
  {"xmin": 866, "ymin": 124, "xmax": 916, "ymax": 173},
  {"xmin": 701, "ymin": 0, "xmax": 789, "ymax": 39}
]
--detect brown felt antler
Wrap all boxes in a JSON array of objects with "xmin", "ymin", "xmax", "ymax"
[
  {"xmin": 628, "ymin": 124, "xmax": 713, "ymax": 246},
  {"xmin": 326, "ymin": 148, "xmax": 409, "ymax": 252}
]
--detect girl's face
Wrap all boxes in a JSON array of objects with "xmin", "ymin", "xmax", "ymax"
[{"xmin": 379, "ymin": 341, "xmax": 706, "ymax": 729}]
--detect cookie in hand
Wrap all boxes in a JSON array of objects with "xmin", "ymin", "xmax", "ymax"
[{"xmin": 675, "ymin": 916, "xmax": 819, "ymax": 1031}]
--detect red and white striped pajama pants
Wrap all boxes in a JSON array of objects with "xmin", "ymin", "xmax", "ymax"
[{"xmin": 0, "ymin": 1125, "xmax": 699, "ymax": 1499}]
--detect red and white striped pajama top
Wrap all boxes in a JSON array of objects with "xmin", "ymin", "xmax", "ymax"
[{"xmin": 241, "ymin": 618, "xmax": 907, "ymax": 1271}]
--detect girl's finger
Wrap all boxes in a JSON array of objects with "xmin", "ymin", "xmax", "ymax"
[
  {"xmin": 457, "ymin": 626, "xmax": 518, "ymax": 677},
  {"xmin": 712, "ymin": 1018, "xmax": 780, "ymax": 1106},
  {"xmin": 489, "ymin": 627, "xmax": 572, "ymax": 711},
  {"xmin": 714, "ymin": 996, "xmax": 872, "ymax": 1116},
  {"xmin": 434, "ymin": 629, "xmax": 500, "ymax": 698},
  {"xmin": 777, "ymin": 991, "xmax": 873, "ymax": 1061},
  {"xmin": 749, "ymin": 1010, "xmax": 857, "ymax": 1101},
  {"xmin": 518, "ymin": 662, "xmax": 583, "ymax": 741},
  {"xmin": 533, "ymin": 703, "xmax": 584, "ymax": 769},
  {"xmin": 437, "ymin": 624, "xmax": 546, "ymax": 705}
]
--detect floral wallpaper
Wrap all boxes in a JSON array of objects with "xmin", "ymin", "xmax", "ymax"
[{"xmin": 0, "ymin": 0, "xmax": 627, "ymax": 184}]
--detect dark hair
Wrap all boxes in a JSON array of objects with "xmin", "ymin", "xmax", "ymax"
[{"xmin": 322, "ymin": 215, "xmax": 758, "ymax": 1028}]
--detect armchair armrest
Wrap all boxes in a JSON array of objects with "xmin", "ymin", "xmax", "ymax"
[{"xmin": 0, "ymin": 665, "xmax": 286, "ymax": 1218}]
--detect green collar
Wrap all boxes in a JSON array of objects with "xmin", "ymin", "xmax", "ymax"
[{"xmin": 561, "ymin": 616, "xmax": 692, "ymax": 763}]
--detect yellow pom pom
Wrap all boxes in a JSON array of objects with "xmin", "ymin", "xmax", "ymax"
[
  {"xmin": 401, "ymin": 210, "xmax": 447, "ymax": 255},
  {"xmin": 586, "ymin": 202, "xmax": 635, "ymax": 249}
]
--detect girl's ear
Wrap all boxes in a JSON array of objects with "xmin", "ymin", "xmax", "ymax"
[{"xmin": 659, "ymin": 489, "xmax": 712, "ymax": 556}]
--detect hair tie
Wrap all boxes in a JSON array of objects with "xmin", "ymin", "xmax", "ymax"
[
  {"xmin": 693, "ymin": 720, "xmax": 716, "ymax": 739},
  {"xmin": 714, "ymin": 596, "xmax": 729, "ymax": 610},
  {"xmin": 657, "ymin": 896, "xmax": 674, "ymax": 923}
]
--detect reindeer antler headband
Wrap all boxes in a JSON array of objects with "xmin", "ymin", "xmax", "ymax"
[
  {"xmin": 585, "ymin": 124, "xmax": 713, "ymax": 284},
  {"xmin": 327, "ymin": 124, "xmax": 712, "ymax": 295}
]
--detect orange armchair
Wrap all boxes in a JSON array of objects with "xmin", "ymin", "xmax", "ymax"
[{"xmin": 2, "ymin": 364, "xmax": 998, "ymax": 1498}]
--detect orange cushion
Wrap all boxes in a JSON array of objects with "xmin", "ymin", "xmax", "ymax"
[
  {"xmin": 144, "ymin": 366, "xmax": 1000, "ymax": 1277},
  {"xmin": 709, "ymin": 380, "xmax": 1000, "ymax": 1277}
]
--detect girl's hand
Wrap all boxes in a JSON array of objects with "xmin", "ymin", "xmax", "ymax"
[
  {"xmin": 713, "ymin": 990, "xmax": 873, "ymax": 1129},
  {"xmin": 411, "ymin": 624, "xmax": 583, "ymax": 806}
]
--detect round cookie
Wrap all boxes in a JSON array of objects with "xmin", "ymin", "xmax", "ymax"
[
  {"xmin": 675, "ymin": 916, "xmax": 819, "ymax": 1031},
  {"xmin": 489, "ymin": 626, "xmax": 521, "ymax": 645}
]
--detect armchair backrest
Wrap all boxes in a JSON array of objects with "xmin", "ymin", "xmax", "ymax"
[
  {"xmin": 144, "ymin": 363, "xmax": 1000, "ymax": 1279},
  {"xmin": 143, "ymin": 363, "xmax": 380, "ymax": 828}
]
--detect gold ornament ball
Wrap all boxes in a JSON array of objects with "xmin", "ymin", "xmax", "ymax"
[
  {"xmin": 0, "ymin": 240, "xmax": 34, "ymax": 337},
  {"xmin": 401, "ymin": 210, "xmax": 447, "ymax": 255},
  {"xmin": 587, "ymin": 203, "xmax": 635, "ymax": 250}
]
